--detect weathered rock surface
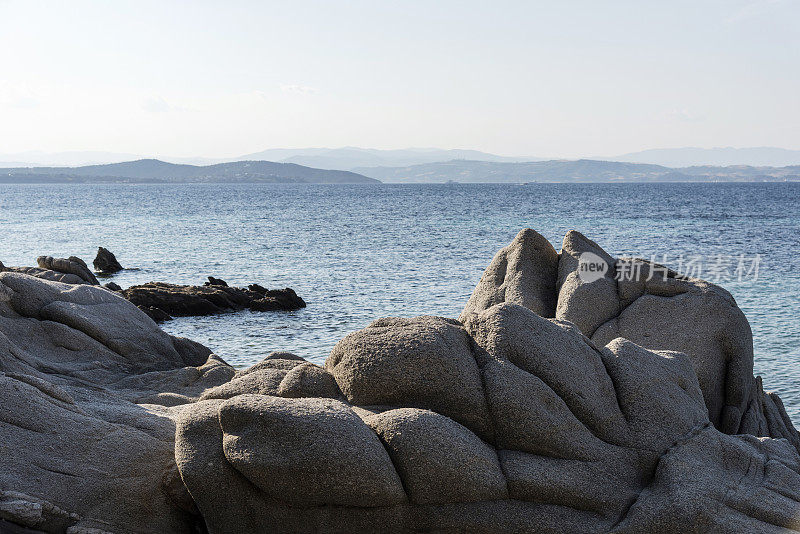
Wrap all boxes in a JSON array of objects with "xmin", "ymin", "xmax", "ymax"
[
  {"xmin": 122, "ymin": 281, "xmax": 306, "ymax": 320},
  {"xmin": 35, "ymin": 255, "xmax": 99, "ymax": 285},
  {"xmin": 461, "ymin": 228, "xmax": 800, "ymax": 450},
  {"xmin": 0, "ymin": 265, "xmax": 85, "ymax": 285},
  {"xmin": 175, "ymin": 302, "xmax": 800, "ymax": 533},
  {"xmin": 326, "ymin": 316, "xmax": 494, "ymax": 439},
  {"xmin": 2, "ymin": 229, "xmax": 800, "ymax": 534},
  {"xmin": 0, "ymin": 272, "xmax": 233, "ymax": 532},
  {"xmin": 460, "ymin": 228, "xmax": 559, "ymax": 320},
  {"xmin": 93, "ymin": 247, "xmax": 123, "ymax": 274},
  {"xmin": 364, "ymin": 408, "xmax": 507, "ymax": 505}
]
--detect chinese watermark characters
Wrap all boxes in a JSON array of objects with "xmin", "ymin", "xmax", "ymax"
[{"xmin": 577, "ymin": 252, "xmax": 762, "ymax": 284}]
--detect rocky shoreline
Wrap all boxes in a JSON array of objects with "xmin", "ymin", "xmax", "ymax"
[
  {"xmin": 0, "ymin": 230, "xmax": 798, "ymax": 533},
  {"xmin": 0, "ymin": 248, "xmax": 307, "ymax": 322}
]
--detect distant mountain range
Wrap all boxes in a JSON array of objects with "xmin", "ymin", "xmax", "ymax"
[
  {"xmin": 2, "ymin": 156, "xmax": 799, "ymax": 185},
  {"xmin": 233, "ymin": 147, "xmax": 534, "ymax": 170},
  {"xmin": 0, "ymin": 147, "xmax": 534, "ymax": 169},
  {"xmin": 356, "ymin": 159, "xmax": 800, "ymax": 183},
  {"xmin": 610, "ymin": 147, "xmax": 800, "ymax": 167},
  {"xmin": 4, "ymin": 146, "xmax": 800, "ymax": 169},
  {"xmin": 0, "ymin": 159, "xmax": 378, "ymax": 184}
]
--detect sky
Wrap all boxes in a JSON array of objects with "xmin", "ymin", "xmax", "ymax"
[{"xmin": 0, "ymin": 0, "xmax": 798, "ymax": 159}]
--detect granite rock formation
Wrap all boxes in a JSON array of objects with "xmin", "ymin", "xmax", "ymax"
[
  {"xmin": 461, "ymin": 229, "xmax": 799, "ymax": 450},
  {"xmin": 0, "ymin": 272, "xmax": 232, "ymax": 532},
  {"xmin": 173, "ymin": 302, "xmax": 800, "ymax": 533},
  {"xmin": 35, "ymin": 255, "xmax": 99, "ymax": 285},
  {"xmin": 0, "ymin": 254, "xmax": 306, "ymax": 322},
  {"xmin": 1, "ymin": 230, "xmax": 799, "ymax": 534}
]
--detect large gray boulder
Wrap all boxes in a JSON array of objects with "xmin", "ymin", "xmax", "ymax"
[
  {"xmin": 4, "ymin": 231, "xmax": 800, "ymax": 534},
  {"xmin": 462, "ymin": 228, "xmax": 799, "ymax": 448},
  {"xmin": 175, "ymin": 303, "xmax": 800, "ymax": 533},
  {"xmin": 220, "ymin": 395, "xmax": 406, "ymax": 507},
  {"xmin": 326, "ymin": 315, "xmax": 495, "ymax": 440},
  {"xmin": 364, "ymin": 408, "xmax": 507, "ymax": 505},
  {"xmin": 0, "ymin": 265, "xmax": 85, "ymax": 285},
  {"xmin": 0, "ymin": 272, "xmax": 233, "ymax": 532},
  {"xmin": 460, "ymin": 228, "xmax": 559, "ymax": 321},
  {"xmin": 555, "ymin": 230, "xmax": 619, "ymax": 335},
  {"xmin": 557, "ymin": 232, "xmax": 796, "ymax": 444}
]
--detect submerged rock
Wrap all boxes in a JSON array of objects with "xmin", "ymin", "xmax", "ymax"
[
  {"xmin": 93, "ymin": 246, "xmax": 123, "ymax": 274},
  {"xmin": 122, "ymin": 281, "xmax": 305, "ymax": 320}
]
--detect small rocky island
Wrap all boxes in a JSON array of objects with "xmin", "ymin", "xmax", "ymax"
[
  {"xmin": 122, "ymin": 280, "xmax": 305, "ymax": 322},
  {"xmin": 0, "ymin": 230, "xmax": 798, "ymax": 533}
]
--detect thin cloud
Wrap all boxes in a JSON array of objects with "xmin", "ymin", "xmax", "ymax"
[
  {"xmin": 724, "ymin": 0, "xmax": 783, "ymax": 24},
  {"xmin": 142, "ymin": 96, "xmax": 192, "ymax": 113},
  {"xmin": 663, "ymin": 108, "xmax": 703, "ymax": 122},
  {"xmin": 280, "ymin": 84, "xmax": 318, "ymax": 95},
  {"xmin": 0, "ymin": 82, "xmax": 40, "ymax": 109}
]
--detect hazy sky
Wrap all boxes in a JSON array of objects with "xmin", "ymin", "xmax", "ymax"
[{"xmin": 1, "ymin": 0, "xmax": 798, "ymax": 158}]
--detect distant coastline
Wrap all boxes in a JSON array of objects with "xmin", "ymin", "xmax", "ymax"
[
  {"xmin": 0, "ymin": 159, "xmax": 379, "ymax": 184},
  {"xmin": 2, "ymin": 157, "xmax": 799, "ymax": 184},
  {"xmin": 355, "ymin": 159, "xmax": 800, "ymax": 183}
]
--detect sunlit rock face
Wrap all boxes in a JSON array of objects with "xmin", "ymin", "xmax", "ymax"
[
  {"xmin": 175, "ymin": 301, "xmax": 800, "ymax": 533},
  {"xmin": 462, "ymin": 228, "xmax": 799, "ymax": 448},
  {"xmin": 2, "ymin": 229, "xmax": 800, "ymax": 534},
  {"xmin": 0, "ymin": 272, "xmax": 232, "ymax": 533}
]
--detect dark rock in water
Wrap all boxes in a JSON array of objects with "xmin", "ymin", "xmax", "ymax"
[
  {"xmin": 67, "ymin": 256, "xmax": 87, "ymax": 268},
  {"xmin": 122, "ymin": 281, "xmax": 306, "ymax": 319},
  {"xmin": 93, "ymin": 247, "xmax": 123, "ymax": 274},
  {"xmin": 249, "ymin": 288, "xmax": 305, "ymax": 311},
  {"xmin": 104, "ymin": 281, "xmax": 122, "ymax": 292},
  {"xmin": 248, "ymin": 283, "xmax": 267, "ymax": 293},
  {"xmin": 36, "ymin": 255, "xmax": 99, "ymax": 285},
  {"xmin": 204, "ymin": 276, "xmax": 228, "ymax": 287}
]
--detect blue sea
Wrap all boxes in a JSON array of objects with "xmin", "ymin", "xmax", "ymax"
[{"xmin": 1, "ymin": 182, "xmax": 799, "ymax": 420}]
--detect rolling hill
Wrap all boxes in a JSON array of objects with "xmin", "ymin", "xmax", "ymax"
[
  {"xmin": 235, "ymin": 147, "xmax": 535, "ymax": 171},
  {"xmin": 355, "ymin": 159, "xmax": 800, "ymax": 183},
  {"xmin": 611, "ymin": 147, "xmax": 800, "ymax": 167},
  {"xmin": 0, "ymin": 159, "xmax": 379, "ymax": 184}
]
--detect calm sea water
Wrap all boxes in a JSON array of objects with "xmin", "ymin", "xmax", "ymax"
[{"xmin": 1, "ymin": 183, "xmax": 798, "ymax": 420}]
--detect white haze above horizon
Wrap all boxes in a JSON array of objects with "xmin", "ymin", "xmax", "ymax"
[{"xmin": 0, "ymin": 0, "xmax": 798, "ymax": 159}]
